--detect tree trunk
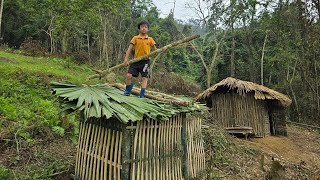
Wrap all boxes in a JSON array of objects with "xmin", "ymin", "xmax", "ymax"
[
  {"xmin": 230, "ymin": 36, "xmax": 235, "ymax": 77},
  {"xmin": 207, "ymin": 69, "xmax": 212, "ymax": 88},
  {"xmin": 61, "ymin": 30, "xmax": 67, "ymax": 53},
  {"xmin": 102, "ymin": 15, "xmax": 109, "ymax": 68},
  {"xmin": 0, "ymin": 0, "xmax": 4, "ymax": 38},
  {"xmin": 87, "ymin": 30, "xmax": 91, "ymax": 63},
  {"xmin": 261, "ymin": 32, "xmax": 268, "ymax": 85}
]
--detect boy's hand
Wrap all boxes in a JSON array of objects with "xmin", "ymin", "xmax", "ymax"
[{"xmin": 124, "ymin": 59, "xmax": 129, "ymax": 66}]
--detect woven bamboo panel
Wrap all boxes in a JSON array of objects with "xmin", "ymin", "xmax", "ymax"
[
  {"xmin": 75, "ymin": 114, "xmax": 205, "ymax": 179},
  {"xmin": 128, "ymin": 115, "xmax": 183, "ymax": 180},
  {"xmin": 187, "ymin": 117, "xmax": 206, "ymax": 178},
  {"xmin": 211, "ymin": 92, "xmax": 270, "ymax": 137},
  {"xmin": 75, "ymin": 119, "xmax": 122, "ymax": 180}
]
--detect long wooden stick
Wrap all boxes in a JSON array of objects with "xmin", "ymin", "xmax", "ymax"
[
  {"xmin": 88, "ymin": 35, "xmax": 200, "ymax": 80},
  {"xmin": 110, "ymin": 83, "xmax": 190, "ymax": 106}
]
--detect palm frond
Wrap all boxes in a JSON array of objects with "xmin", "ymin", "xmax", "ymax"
[{"xmin": 51, "ymin": 82, "xmax": 206, "ymax": 123}]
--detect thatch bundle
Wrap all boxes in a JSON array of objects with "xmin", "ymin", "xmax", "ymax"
[{"xmin": 195, "ymin": 77, "xmax": 292, "ymax": 107}]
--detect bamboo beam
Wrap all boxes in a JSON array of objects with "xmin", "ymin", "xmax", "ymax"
[
  {"xmin": 181, "ymin": 113, "xmax": 189, "ymax": 180},
  {"xmin": 110, "ymin": 83, "xmax": 190, "ymax": 106},
  {"xmin": 88, "ymin": 35, "xmax": 200, "ymax": 80}
]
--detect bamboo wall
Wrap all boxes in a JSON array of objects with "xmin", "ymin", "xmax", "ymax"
[
  {"xmin": 75, "ymin": 114, "xmax": 205, "ymax": 180},
  {"xmin": 187, "ymin": 117, "xmax": 206, "ymax": 178},
  {"xmin": 211, "ymin": 92, "xmax": 270, "ymax": 137},
  {"xmin": 126, "ymin": 115, "xmax": 183, "ymax": 180},
  {"xmin": 75, "ymin": 118, "xmax": 123, "ymax": 180}
]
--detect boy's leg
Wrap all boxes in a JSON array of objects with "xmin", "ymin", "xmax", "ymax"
[
  {"xmin": 126, "ymin": 73, "xmax": 133, "ymax": 85},
  {"xmin": 141, "ymin": 77, "xmax": 148, "ymax": 89},
  {"xmin": 140, "ymin": 77, "xmax": 148, "ymax": 98},
  {"xmin": 123, "ymin": 73, "xmax": 134, "ymax": 96}
]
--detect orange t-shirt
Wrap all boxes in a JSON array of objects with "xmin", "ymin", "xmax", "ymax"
[{"xmin": 130, "ymin": 35, "xmax": 156, "ymax": 58}]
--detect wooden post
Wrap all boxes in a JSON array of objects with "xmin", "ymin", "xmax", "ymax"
[
  {"xmin": 181, "ymin": 113, "xmax": 189, "ymax": 180},
  {"xmin": 121, "ymin": 124, "xmax": 131, "ymax": 180}
]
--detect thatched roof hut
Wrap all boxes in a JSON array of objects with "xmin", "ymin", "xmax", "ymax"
[{"xmin": 196, "ymin": 77, "xmax": 292, "ymax": 137}]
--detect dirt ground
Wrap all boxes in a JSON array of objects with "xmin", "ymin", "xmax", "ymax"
[{"xmin": 242, "ymin": 125, "xmax": 320, "ymax": 178}]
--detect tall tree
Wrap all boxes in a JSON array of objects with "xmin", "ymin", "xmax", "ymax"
[{"xmin": 0, "ymin": 0, "xmax": 4, "ymax": 39}]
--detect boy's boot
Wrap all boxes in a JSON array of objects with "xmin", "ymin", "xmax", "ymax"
[
  {"xmin": 139, "ymin": 88, "xmax": 146, "ymax": 98},
  {"xmin": 123, "ymin": 83, "xmax": 134, "ymax": 96}
]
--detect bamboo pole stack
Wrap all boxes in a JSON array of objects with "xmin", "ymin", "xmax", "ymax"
[{"xmin": 110, "ymin": 83, "xmax": 190, "ymax": 106}]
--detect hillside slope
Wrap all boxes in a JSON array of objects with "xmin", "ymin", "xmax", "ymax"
[{"xmin": 0, "ymin": 50, "xmax": 95, "ymax": 179}]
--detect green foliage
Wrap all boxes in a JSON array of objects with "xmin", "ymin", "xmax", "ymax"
[
  {"xmin": 29, "ymin": 160, "xmax": 68, "ymax": 179},
  {"xmin": 0, "ymin": 165, "xmax": 12, "ymax": 179},
  {"xmin": 51, "ymin": 82, "xmax": 204, "ymax": 123},
  {"xmin": 52, "ymin": 126, "xmax": 65, "ymax": 136}
]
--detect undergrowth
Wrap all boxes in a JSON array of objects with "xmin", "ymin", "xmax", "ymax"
[
  {"xmin": 200, "ymin": 112, "xmax": 261, "ymax": 179},
  {"xmin": 0, "ymin": 51, "xmax": 86, "ymax": 178}
]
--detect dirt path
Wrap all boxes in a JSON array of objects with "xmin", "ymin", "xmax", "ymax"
[{"xmin": 243, "ymin": 125, "xmax": 320, "ymax": 174}]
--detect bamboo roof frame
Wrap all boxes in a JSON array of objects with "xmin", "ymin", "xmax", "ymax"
[{"xmin": 195, "ymin": 77, "xmax": 292, "ymax": 107}]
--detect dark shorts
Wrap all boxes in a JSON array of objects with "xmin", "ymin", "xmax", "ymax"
[{"xmin": 128, "ymin": 60, "xmax": 150, "ymax": 78}]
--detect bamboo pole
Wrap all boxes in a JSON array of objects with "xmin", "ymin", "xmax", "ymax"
[
  {"xmin": 96, "ymin": 125, "xmax": 103, "ymax": 179},
  {"xmin": 157, "ymin": 121, "xmax": 162, "ymax": 180},
  {"xmin": 117, "ymin": 132, "xmax": 122, "ymax": 180},
  {"xmin": 145, "ymin": 120, "xmax": 150, "ymax": 180},
  {"xmin": 121, "ymin": 124, "xmax": 131, "ymax": 180},
  {"xmin": 100, "ymin": 125, "xmax": 106, "ymax": 180},
  {"xmin": 110, "ymin": 83, "xmax": 190, "ymax": 106},
  {"xmin": 86, "ymin": 122, "xmax": 96, "ymax": 180},
  {"xmin": 113, "ymin": 131, "xmax": 119, "ymax": 180},
  {"xmin": 104, "ymin": 129, "xmax": 111, "ymax": 180},
  {"xmin": 82, "ymin": 122, "xmax": 92, "ymax": 178},
  {"xmin": 88, "ymin": 35, "xmax": 200, "ymax": 80},
  {"xmin": 181, "ymin": 113, "xmax": 189, "ymax": 180},
  {"xmin": 109, "ymin": 130, "xmax": 115, "ymax": 180},
  {"xmin": 92, "ymin": 123, "xmax": 99, "ymax": 180},
  {"xmin": 149, "ymin": 119, "xmax": 154, "ymax": 180},
  {"xmin": 75, "ymin": 120, "xmax": 84, "ymax": 177},
  {"xmin": 178, "ymin": 115, "xmax": 183, "ymax": 179},
  {"xmin": 153, "ymin": 120, "xmax": 157, "ymax": 180},
  {"xmin": 131, "ymin": 122, "xmax": 140, "ymax": 180}
]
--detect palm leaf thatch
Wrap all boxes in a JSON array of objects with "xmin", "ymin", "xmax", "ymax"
[
  {"xmin": 195, "ymin": 77, "xmax": 292, "ymax": 107},
  {"xmin": 51, "ymin": 82, "xmax": 205, "ymax": 123}
]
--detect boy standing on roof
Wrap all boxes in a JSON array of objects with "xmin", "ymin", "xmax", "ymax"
[{"xmin": 122, "ymin": 20, "xmax": 157, "ymax": 98}]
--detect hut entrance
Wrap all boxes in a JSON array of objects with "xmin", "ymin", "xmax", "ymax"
[{"xmin": 211, "ymin": 92, "xmax": 270, "ymax": 137}]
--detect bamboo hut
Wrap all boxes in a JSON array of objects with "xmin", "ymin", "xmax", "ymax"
[
  {"xmin": 52, "ymin": 82, "xmax": 206, "ymax": 180},
  {"xmin": 195, "ymin": 77, "xmax": 292, "ymax": 137}
]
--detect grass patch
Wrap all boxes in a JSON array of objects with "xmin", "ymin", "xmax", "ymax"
[{"xmin": 0, "ymin": 51, "xmax": 93, "ymax": 178}]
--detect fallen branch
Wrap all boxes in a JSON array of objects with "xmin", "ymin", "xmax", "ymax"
[
  {"xmin": 88, "ymin": 35, "xmax": 200, "ymax": 80},
  {"xmin": 110, "ymin": 83, "xmax": 190, "ymax": 106}
]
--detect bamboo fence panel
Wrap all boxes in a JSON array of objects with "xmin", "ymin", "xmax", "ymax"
[
  {"xmin": 75, "ymin": 114, "xmax": 205, "ymax": 180},
  {"xmin": 187, "ymin": 117, "xmax": 206, "ymax": 178},
  {"xmin": 128, "ymin": 116, "xmax": 184, "ymax": 180},
  {"xmin": 75, "ymin": 119, "xmax": 122, "ymax": 180}
]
